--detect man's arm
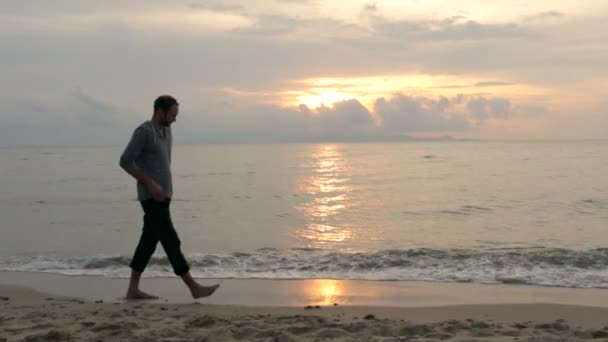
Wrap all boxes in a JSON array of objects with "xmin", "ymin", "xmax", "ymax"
[{"xmin": 119, "ymin": 126, "xmax": 166, "ymax": 200}]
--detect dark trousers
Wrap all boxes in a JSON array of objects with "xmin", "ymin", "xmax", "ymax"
[{"xmin": 129, "ymin": 198, "xmax": 190, "ymax": 276}]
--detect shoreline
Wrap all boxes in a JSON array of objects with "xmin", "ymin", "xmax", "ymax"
[
  {"xmin": 3, "ymin": 271, "xmax": 608, "ymax": 307},
  {"xmin": 3, "ymin": 272, "xmax": 608, "ymax": 341},
  {"xmin": 2, "ymin": 287, "xmax": 608, "ymax": 341}
]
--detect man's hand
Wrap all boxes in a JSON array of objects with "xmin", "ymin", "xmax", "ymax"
[
  {"xmin": 147, "ymin": 180, "xmax": 167, "ymax": 201},
  {"xmin": 122, "ymin": 167, "xmax": 167, "ymax": 201}
]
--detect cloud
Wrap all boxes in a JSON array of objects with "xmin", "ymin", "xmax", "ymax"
[
  {"xmin": 274, "ymin": 0, "xmax": 315, "ymax": 3},
  {"xmin": 466, "ymin": 97, "xmax": 511, "ymax": 123},
  {"xmin": 232, "ymin": 15, "xmax": 300, "ymax": 36},
  {"xmin": 474, "ymin": 81, "xmax": 514, "ymax": 87},
  {"xmin": 218, "ymin": 93, "xmax": 514, "ymax": 142},
  {"xmin": 432, "ymin": 81, "xmax": 515, "ymax": 89},
  {"xmin": 181, "ymin": 94, "xmax": 509, "ymax": 143},
  {"xmin": 189, "ymin": 1, "xmax": 244, "ymax": 13},
  {"xmin": 442, "ymin": 16, "xmax": 468, "ymax": 25},
  {"xmin": 371, "ymin": 16, "xmax": 534, "ymax": 42},
  {"xmin": 512, "ymin": 104, "xmax": 546, "ymax": 118},
  {"xmin": 69, "ymin": 88, "xmax": 120, "ymax": 126},
  {"xmin": 0, "ymin": 2, "xmax": 606, "ymax": 143},
  {"xmin": 0, "ymin": 8, "xmax": 602, "ymax": 88},
  {"xmin": 523, "ymin": 11, "xmax": 565, "ymax": 23},
  {"xmin": 489, "ymin": 98, "xmax": 511, "ymax": 119},
  {"xmin": 364, "ymin": 3, "xmax": 378, "ymax": 12},
  {"xmin": 181, "ymin": 98, "xmax": 376, "ymax": 143},
  {"xmin": 315, "ymin": 99, "xmax": 375, "ymax": 138},
  {"xmin": 0, "ymin": 88, "xmax": 134, "ymax": 146},
  {"xmin": 374, "ymin": 95, "xmax": 471, "ymax": 133}
]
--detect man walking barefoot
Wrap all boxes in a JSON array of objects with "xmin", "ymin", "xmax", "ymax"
[{"xmin": 119, "ymin": 95, "xmax": 219, "ymax": 300}]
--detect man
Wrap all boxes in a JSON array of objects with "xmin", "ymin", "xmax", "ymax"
[{"xmin": 119, "ymin": 95, "xmax": 219, "ymax": 300}]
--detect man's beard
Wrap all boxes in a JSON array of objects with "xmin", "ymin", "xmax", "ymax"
[{"xmin": 161, "ymin": 115, "xmax": 171, "ymax": 127}]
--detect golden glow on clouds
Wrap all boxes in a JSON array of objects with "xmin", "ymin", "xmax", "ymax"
[
  {"xmin": 134, "ymin": 9, "xmax": 253, "ymax": 33},
  {"xmin": 297, "ymin": 90, "xmax": 356, "ymax": 109},
  {"xmin": 2, "ymin": 1, "xmax": 606, "ymax": 140},
  {"xmin": 4, "ymin": 1, "xmax": 604, "ymax": 36},
  {"xmin": 312, "ymin": 0, "xmax": 605, "ymax": 24},
  {"xmin": 282, "ymin": 74, "xmax": 543, "ymax": 109}
]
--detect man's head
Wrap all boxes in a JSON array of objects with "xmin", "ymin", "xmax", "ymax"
[{"xmin": 153, "ymin": 95, "xmax": 179, "ymax": 127}]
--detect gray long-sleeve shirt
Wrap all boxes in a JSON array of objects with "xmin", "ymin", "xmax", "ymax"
[{"xmin": 119, "ymin": 121, "xmax": 173, "ymax": 201}]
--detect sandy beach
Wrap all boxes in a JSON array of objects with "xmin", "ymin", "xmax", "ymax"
[{"xmin": 2, "ymin": 272, "xmax": 608, "ymax": 341}]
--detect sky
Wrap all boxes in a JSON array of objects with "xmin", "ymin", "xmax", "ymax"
[{"xmin": 1, "ymin": 0, "xmax": 607, "ymax": 145}]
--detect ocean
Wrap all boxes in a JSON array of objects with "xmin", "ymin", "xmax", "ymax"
[{"xmin": 1, "ymin": 141, "xmax": 607, "ymax": 288}]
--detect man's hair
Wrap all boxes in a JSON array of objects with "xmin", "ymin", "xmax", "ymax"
[{"xmin": 154, "ymin": 95, "xmax": 179, "ymax": 113}]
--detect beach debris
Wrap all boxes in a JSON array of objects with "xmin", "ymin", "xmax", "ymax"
[
  {"xmin": 363, "ymin": 314, "xmax": 376, "ymax": 320},
  {"xmin": 471, "ymin": 320, "xmax": 491, "ymax": 329},
  {"xmin": 535, "ymin": 321, "xmax": 570, "ymax": 331},
  {"xmin": 304, "ymin": 305, "xmax": 322, "ymax": 310},
  {"xmin": 592, "ymin": 330, "xmax": 608, "ymax": 338},
  {"xmin": 0, "ymin": 296, "xmax": 9, "ymax": 301},
  {"xmin": 333, "ymin": 303, "xmax": 339, "ymax": 306},
  {"xmin": 95, "ymin": 300, "xmax": 103, "ymax": 304}
]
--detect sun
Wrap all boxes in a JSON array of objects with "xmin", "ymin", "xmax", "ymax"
[{"xmin": 297, "ymin": 89, "xmax": 356, "ymax": 109}]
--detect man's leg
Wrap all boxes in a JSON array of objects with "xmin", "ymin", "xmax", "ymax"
[
  {"xmin": 180, "ymin": 271, "xmax": 219, "ymax": 299},
  {"xmin": 127, "ymin": 270, "xmax": 158, "ymax": 299},
  {"xmin": 157, "ymin": 200, "xmax": 219, "ymax": 299},
  {"xmin": 126, "ymin": 199, "xmax": 161, "ymax": 299}
]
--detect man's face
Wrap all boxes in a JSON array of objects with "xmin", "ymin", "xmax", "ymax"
[{"xmin": 161, "ymin": 104, "xmax": 179, "ymax": 127}]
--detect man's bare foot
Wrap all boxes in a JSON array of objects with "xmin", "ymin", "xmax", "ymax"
[
  {"xmin": 190, "ymin": 284, "xmax": 220, "ymax": 299},
  {"xmin": 126, "ymin": 289, "xmax": 159, "ymax": 300}
]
